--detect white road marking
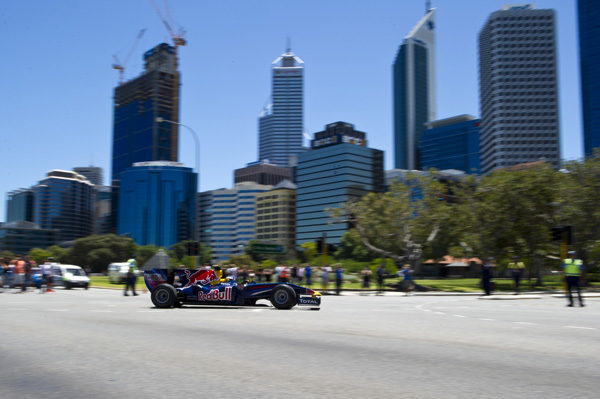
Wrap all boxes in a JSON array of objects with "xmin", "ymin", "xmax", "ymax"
[
  {"xmin": 479, "ymin": 318, "xmax": 495, "ymax": 321},
  {"xmin": 563, "ymin": 326, "xmax": 596, "ymax": 330},
  {"xmin": 453, "ymin": 314, "xmax": 466, "ymax": 318},
  {"xmin": 512, "ymin": 322, "xmax": 536, "ymax": 325},
  {"xmin": 47, "ymin": 309, "xmax": 68, "ymax": 312},
  {"xmin": 90, "ymin": 310, "xmax": 114, "ymax": 313},
  {"xmin": 251, "ymin": 309, "xmax": 263, "ymax": 312},
  {"xmin": 433, "ymin": 312, "xmax": 444, "ymax": 315}
]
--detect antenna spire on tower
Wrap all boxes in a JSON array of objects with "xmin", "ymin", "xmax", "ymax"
[
  {"xmin": 426, "ymin": 1, "xmax": 431, "ymax": 13},
  {"xmin": 286, "ymin": 36, "xmax": 291, "ymax": 53}
]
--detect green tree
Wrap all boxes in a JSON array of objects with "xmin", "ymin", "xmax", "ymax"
[
  {"xmin": 47, "ymin": 245, "xmax": 69, "ymax": 263},
  {"xmin": 340, "ymin": 173, "xmax": 450, "ymax": 273},
  {"xmin": 335, "ymin": 230, "xmax": 375, "ymax": 261},
  {"xmin": 87, "ymin": 248, "xmax": 116, "ymax": 273},
  {"xmin": 28, "ymin": 248, "xmax": 50, "ymax": 265},
  {"xmin": 169, "ymin": 240, "xmax": 212, "ymax": 265},
  {"xmin": 300, "ymin": 242, "xmax": 317, "ymax": 263},
  {"xmin": 68, "ymin": 234, "xmax": 135, "ymax": 271},
  {"xmin": 558, "ymin": 152, "xmax": 600, "ymax": 273},
  {"xmin": 136, "ymin": 245, "xmax": 160, "ymax": 268},
  {"xmin": 456, "ymin": 163, "xmax": 558, "ymax": 285}
]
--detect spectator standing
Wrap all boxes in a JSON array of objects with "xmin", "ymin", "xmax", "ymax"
[
  {"xmin": 123, "ymin": 267, "xmax": 138, "ymax": 296},
  {"xmin": 508, "ymin": 256, "xmax": 526, "ymax": 294},
  {"xmin": 305, "ymin": 265, "xmax": 312, "ymax": 286},
  {"xmin": 264, "ymin": 268, "xmax": 273, "ymax": 282},
  {"xmin": 400, "ymin": 265, "xmax": 414, "ymax": 295},
  {"xmin": 361, "ymin": 267, "xmax": 372, "ymax": 289},
  {"xmin": 335, "ymin": 264, "xmax": 343, "ymax": 295},
  {"xmin": 562, "ymin": 251, "xmax": 585, "ymax": 307},
  {"xmin": 321, "ymin": 267, "xmax": 329, "ymax": 293},
  {"xmin": 256, "ymin": 266, "xmax": 264, "ymax": 282},
  {"xmin": 22, "ymin": 256, "xmax": 33, "ymax": 292},
  {"xmin": 297, "ymin": 266, "xmax": 305, "ymax": 283},
  {"xmin": 376, "ymin": 264, "xmax": 386, "ymax": 294},
  {"xmin": 0, "ymin": 260, "xmax": 6, "ymax": 291},
  {"xmin": 480, "ymin": 258, "xmax": 493, "ymax": 296},
  {"xmin": 291, "ymin": 265, "xmax": 298, "ymax": 283},
  {"xmin": 14, "ymin": 257, "xmax": 25, "ymax": 291}
]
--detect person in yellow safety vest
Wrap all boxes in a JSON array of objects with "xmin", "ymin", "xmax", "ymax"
[
  {"xmin": 562, "ymin": 251, "xmax": 584, "ymax": 307},
  {"xmin": 508, "ymin": 256, "xmax": 526, "ymax": 294},
  {"xmin": 124, "ymin": 256, "xmax": 138, "ymax": 296}
]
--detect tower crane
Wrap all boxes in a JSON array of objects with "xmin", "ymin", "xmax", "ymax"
[
  {"xmin": 150, "ymin": 0, "xmax": 186, "ymax": 48},
  {"xmin": 112, "ymin": 28, "xmax": 147, "ymax": 85}
]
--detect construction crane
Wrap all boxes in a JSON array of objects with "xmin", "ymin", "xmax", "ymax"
[
  {"xmin": 112, "ymin": 28, "xmax": 147, "ymax": 84},
  {"xmin": 150, "ymin": 0, "xmax": 186, "ymax": 48}
]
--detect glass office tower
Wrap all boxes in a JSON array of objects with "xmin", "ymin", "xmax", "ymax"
[
  {"xmin": 258, "ymin": 48, "xmax": 304, "ymax": 166},
  {"xmin": 296, "ymin": 122, "xmax": 384, "ymax": 247},
  {"xmin": 578, "ymin": 0, "xmax": 600, "ymax": 156},
  {"xmin": 420, "ymin": 115, "xmax": 481, "ymax": 174},
  {"xmin": 393, "ymin": 7, "xmax": 436, "ymax": 170},
  {"xmin": 32, "ymin": 170, "xmax": 95, "ymax": 243},
  {"xmin": 118, "ymin": 161, "xmax": 196, "ymax": 248}
]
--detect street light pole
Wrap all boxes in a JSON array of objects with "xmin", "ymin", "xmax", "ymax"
[
  {"xmin": 155, "ymin": 117, "xmax": 200, "ymax": 179},
  {"xmin": 156, "ymin": 117, "xmax": 201, "ymax": 244}
]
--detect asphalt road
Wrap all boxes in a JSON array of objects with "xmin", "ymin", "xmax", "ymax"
[{"xmin": 1, "ymin": 288, "xmax": 599, "ymax": 398}]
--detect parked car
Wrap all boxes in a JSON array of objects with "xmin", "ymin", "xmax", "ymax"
[
  {"xmin": 108, "ymin": 262, "xmax": 139, "ymax": 283},
  {"xmin": 33, "ymin": 264, "xmax": 89, "ymax": 289},
  {"xmin": 58, "ymin": 265, "xmax": 90, "ymax": 289}
]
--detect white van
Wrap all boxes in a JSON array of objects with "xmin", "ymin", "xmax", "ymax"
[
  {"xmin": 55, "ymin": 264, "xmax": 90, "ymax": 290},
  {"xmin": 108, "ymin": 262, "xmax": 138, "ymax": 283}
]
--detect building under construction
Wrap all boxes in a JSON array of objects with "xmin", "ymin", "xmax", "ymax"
[
  {"xmin": 111, "ymin": 42, "xmax": 180, "ymax": 182},
  {"xmin": 110, "ymin": 42, "xmax": 181, "ymax": 231}
]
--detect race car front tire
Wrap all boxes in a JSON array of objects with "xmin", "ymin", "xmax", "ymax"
[
  {"xmin": 270, "ymin": 285, "xmax": 297, "ymax": 310},
  {"xmin": 151, "ymin": 284, "xmax": 177, "ymax": 308}
]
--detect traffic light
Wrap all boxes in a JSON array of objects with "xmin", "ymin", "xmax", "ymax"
[
  {"xmin": 551, "ymin": 227, "xmax": 562, "ymax": 241},
  {"xmin": 551, "ymin": 226, "xmax": 572, "ymax": 245},
  {"xmin": 187, "ymin": 241, "xmax": 200, "ymax": 256},
  {"xmin": 316, "ymin": 238, "xmax": 323, "ymax": 253}
]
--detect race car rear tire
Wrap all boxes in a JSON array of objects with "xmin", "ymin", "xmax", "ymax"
[
  {"xmin": 270, "ymin": 285, "xmax": 297, "ymax": 310},
  {"xmin": 151, "ymin": 284, "xmax": 177, "ymax": 308}
]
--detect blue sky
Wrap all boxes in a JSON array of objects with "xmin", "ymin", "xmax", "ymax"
[{"xmin": 0, "ymin": 0, "xmax": 581, "ymax": 222}]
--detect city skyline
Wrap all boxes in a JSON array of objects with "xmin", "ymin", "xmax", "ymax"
[{"xmin": 0, "ymin": 1, "xmax": 582, "ymax": 222}]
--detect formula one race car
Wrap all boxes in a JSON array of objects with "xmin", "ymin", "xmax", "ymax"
[{"xmin": 144, "ymin": 268, "xmax": 321, "ymax": 310}]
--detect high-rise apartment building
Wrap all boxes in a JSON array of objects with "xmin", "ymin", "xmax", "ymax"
[
  {"xmin": 296, "ymin": 122, "xmax": 384, "ymax": 247},
  {"xmin": 256, "ymin": 180, "xmax": 296, "ymax": 252},
  {"xmin": 421, "ymin": 115, "xmax": 481, "ymax": 174},
  {"xmin": 32, "ymin": 170, "xmax": 95, "ymax": 243},
  {"xmin": 6, "ymin": 188, "xmax": 34, "ymax": 223},
  {"xmin": 578, "ymin": 0, "xmax": 600, "ymax": 156},
  {"xmin": 393, "ymin": 7, "xmax": 436, "ymax": 170},
  {"xmin": 479, "ymin": 5, "xmax": 560, "ymax": 173},
  {"xmin": 118, "ymin": 161, "xmax": 196, "ymax": 248},
  {"xmin": 258, "ymin": 48, "xmax": 304, "ymax": 167},
  {"xmin": 198, "ymin": 182, "xmax": 272, "ymax": 263}
]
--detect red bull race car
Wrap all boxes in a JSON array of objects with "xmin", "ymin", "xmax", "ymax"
[{"xmin": 144, "ymin": 268, "xmax": 321, "ymax": 310}]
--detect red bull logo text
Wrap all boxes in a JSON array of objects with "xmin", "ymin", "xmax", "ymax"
[{"xmin": 198, "ymin": 286, "xmax": 232, "ymax": 301}]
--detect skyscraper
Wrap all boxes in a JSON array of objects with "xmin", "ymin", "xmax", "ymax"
[
  {"xmin": 296, "ymin": 122, "xmax": 384, "ymax": 247},
  {"xmin": 421, "ymin": 115, "xmax": 481, "ymax": 174},
  {"xmin": 118, "ymin": 161, "xmax": 196, "ymax": 248},
  {"xmin": 32, "ymin": 170, "xmax": 95, "ymax": 243},
  {"xmin": 479, "ymin": 5, "xmax": 560, "ymax": 173},
  {"xmin": 198, "ymin": 182, "xmax": 272, "ymax": 263},
  {"xmin": 393, "ymin": 7, "xmax": 436, "ymax": 170},
  {"xmin": 258, "ymin": 47, "xmax": 304, "ymax": 167},
  {"xmin": 111, "ymin": 42, "xmax": 181, "ymax": 231},
  {"xmin": 578, "ymin": 0, "xmax": 600, "ymax": 156},
  {"xmin": 111, "ymin": 43, "xmax": 180, "ymax": 182},
  {"xmin": 73, "ymin": 166, "xmax": 103, "ymax": 186}
]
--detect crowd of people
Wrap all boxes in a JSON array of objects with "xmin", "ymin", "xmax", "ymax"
[
  {"xmin": 188, "ymin": 263, "xmax": 416, "ymax": 295},
  {"xmin": 0, "ymin": 255, "xmax": 59, "ymax": 293}
]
